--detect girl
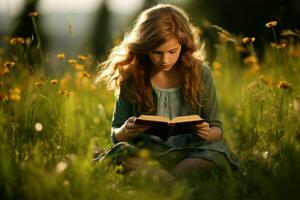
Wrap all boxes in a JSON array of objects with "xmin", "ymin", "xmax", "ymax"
[{"xmin": 96, "ymin": 4, "xmax": 239, "ymax": 180}]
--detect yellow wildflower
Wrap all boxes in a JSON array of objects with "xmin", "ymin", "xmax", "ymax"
[
  {"xmin": 4, "ymin": 61, "xmax": 16, "ymax": 69},
  {"xmin": 9, "ymin": 37, "xmax": 25, "ymax": 45},
  {"xmin": 277, "ymin": 80, "xmax": 291, "ymax": 89},
  {"xmin": 212, "ymin": 61, "xmax": 221, "ymax": 70},
  {"xmin": 243, "ymin": 56, "xmax": 258, "ymax": 65},
  {"xmin": 266, "ymin": 21, "xmax": 277, "ymax": 28},
  {"xmin": 28, "ymin": 11, "xmax": 38, "ymax": 17},
  {"xmin": 34, "ymin": 81, "xmax": 44, "ymax": 87},
  {"xmin": 67, "ymin": 59, "xmax": 77, "ymax": 65},
  {"xmin": 58, "ymin": 90, "xmax": 68, "ymax": 96},
  {"xmin": 9, "ymin": 88, "xmax": 21, "ymax": 101},
  {"xmin": 9, "ymin": 88, "xmax": 20, "ymax": 94},
  {"xmin": 78, "ymin": 55, "xmax": 87, "ymax": 61},
  {"xmin": 74, "ymin": 64, "xmax": 84, "ymax": 71},
  {"xmin": 56, "ymin": 53, "xmax": 65, "ymax": 60},
  {"xmin": 50, "ymin": 79, "xmax": 58, "ymax": 85},
  {"xmin": 242, "ymin": 37, "xmax": 255, "ymax": 44},
  {"xmin": 276, "ymin": 42, "xmax": 286, "ymax": 49},
  {"xmin": 81, "ymin": 71, "xmax": 91, "ymax": 78}
]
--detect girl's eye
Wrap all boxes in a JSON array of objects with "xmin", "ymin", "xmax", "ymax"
[{"xmin": 169, "ymin": 51, "xmax": 177, "ymax": 54}]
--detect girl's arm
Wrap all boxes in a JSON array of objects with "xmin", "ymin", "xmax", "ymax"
[
  {"xmin": 113, "ymin": 116, "xmax": 150, "ymax": 142},
  {"xmin": 111, "ymin": 85, "xmax": 150, "ymax": 143},
  {"xmin": 196, "ymin": 65, "xmax": 223, "ymax": 142}
]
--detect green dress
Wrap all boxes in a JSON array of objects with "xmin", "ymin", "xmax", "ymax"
[{"xmin": 99, "ymin": 65, "xmax": 239, "ymax": 170}]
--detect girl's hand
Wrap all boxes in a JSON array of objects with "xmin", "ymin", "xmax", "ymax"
[
  {"xmin": 121, "ymin": 116, "xmax": 151, "ymax": 138},
  {"xmin": 194, "ymin": 122, "xmax": 212, "ymax": 141},
  {"xmin": 194, "ymin": 122, "xmax": 222, "ymax": 142}
]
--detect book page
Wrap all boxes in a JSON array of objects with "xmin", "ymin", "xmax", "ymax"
[
  {"xmin": 171, "ymin": 115, "xmax": 203, "ymax": 123},
  {"xmin": 137, "ymin": 115, "xmax": 170, "ymax": 123}
]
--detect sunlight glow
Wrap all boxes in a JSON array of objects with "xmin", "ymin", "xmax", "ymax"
[
  {"xmin": 38, "ymin": 0, "xmax": 103, "ymax": 14},
  {"xmin": 0, "ymin": 0, "xmax": 24, "ymax": 16},
  {"xmin": 107, "ymin": 0, "xmax": 144, "ymax": 15}
]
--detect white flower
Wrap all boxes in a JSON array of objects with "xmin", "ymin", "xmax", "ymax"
[
  {"xmin": 55, "ymin": 161, "xmax": 68, "ymax": 173},
  {"xmin": 34, "ymin": 122, "xmax": 43, "ymax": 132}
]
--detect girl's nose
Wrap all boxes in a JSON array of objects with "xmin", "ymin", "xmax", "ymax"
[{"xmin": 161, "ymin": 54, "xmax": 169, "ymax": 63}]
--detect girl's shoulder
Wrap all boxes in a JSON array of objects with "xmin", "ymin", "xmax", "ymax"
[{"xmin": 200, "ymin": 64, "xmax": 212, "ymax": 82}]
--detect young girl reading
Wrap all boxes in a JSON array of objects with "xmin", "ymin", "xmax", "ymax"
[{"xmin": 96, "ymin": 4, "xmax": 239, "ymax": 180}]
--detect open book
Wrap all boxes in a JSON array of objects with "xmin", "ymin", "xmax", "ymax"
[{"xmin": 134, "ymin": 115, "xmax": 204, "ymax": 140}]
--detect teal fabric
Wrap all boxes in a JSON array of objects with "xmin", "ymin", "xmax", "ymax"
[{"xmin": 110, "ymin": 65, "xmax": 239, "ymax": 169}]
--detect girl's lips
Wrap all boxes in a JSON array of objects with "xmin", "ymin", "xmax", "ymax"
[{"xmin": 161, "ymin": 64, "xmax": 170, "ymax": 68}]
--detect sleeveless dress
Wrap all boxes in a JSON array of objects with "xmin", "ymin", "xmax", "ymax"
[{"xmin": 97, "ymin": 65, "xmax": 239, "ymax": 171}]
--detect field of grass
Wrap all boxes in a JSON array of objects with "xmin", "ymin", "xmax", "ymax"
[{"xmin": 1, "ymin": 19, "xmax": 300, "ymax": 199}]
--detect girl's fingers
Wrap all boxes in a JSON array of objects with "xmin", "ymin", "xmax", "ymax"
[{"xmin": 195, "ymin": 122, "xmax": 209, "ymax": 128}]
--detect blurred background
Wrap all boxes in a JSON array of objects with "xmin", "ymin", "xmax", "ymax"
[{"xmin": 0, "ymin": 0, "xmax": 299, "ymax": 72}]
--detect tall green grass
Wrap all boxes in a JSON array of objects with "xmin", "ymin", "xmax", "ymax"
[{"xmin": 1, "ymin": 26, "xmax": 300, "ymax": 199}]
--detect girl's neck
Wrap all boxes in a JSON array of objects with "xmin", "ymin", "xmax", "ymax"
[{"xmin": 150, "ymin": 67, "xmax": 182, "ymax": 89}]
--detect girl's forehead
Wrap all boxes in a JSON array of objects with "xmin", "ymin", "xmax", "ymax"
[{"xmin": 153, "ymin": 37, "xmax": 181, "ymax": 51}]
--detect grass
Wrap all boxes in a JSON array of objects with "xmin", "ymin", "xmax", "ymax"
[{"xmin": 1, "ymin": 21, "xmax": 300, "ymax": 200}]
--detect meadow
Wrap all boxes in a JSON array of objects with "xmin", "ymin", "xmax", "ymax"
[{"xmin": 0, "ymin": 18, "xmax": 300, "ymax": 200}]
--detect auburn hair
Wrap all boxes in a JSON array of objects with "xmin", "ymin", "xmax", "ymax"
[{"xmin": 96, "ymin": 4, "xmax": 205, "ymax": 113}]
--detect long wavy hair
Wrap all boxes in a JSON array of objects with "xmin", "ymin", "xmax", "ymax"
[{"xmin": 96, "ymin": 4, "xmax": 205, "ymax": 113}]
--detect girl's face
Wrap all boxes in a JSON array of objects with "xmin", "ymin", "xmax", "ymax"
[{"xmin": 148, "ymin": 37, "xmax": 182, "ymax": 72}]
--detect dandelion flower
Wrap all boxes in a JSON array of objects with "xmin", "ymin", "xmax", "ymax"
[
  {"xmin": 34, "ymin": 122, "xmax": 43, "ymax": 132},
  {"xmin": 4, "ymin": 61, "xmax": 16, "ymax": 69},
  {"xmin": 28, "ymin": 11, "xmax": 38, "ymax": 17},
  {"xmin": 50, "ymin": 79, "xmax": 58, "ymax": 85},
  {"xmin": 58, "ymin": 90, "xmax": 68, "ymax": 96},
  {"xmin": 277, "ymin": 80, "xmax": 291, "ymax": 89},
  {"xmin": 9, "ymin": 37, "xmax": 25, "ymax": 45},
  {"xmin": 81, "ymin": 71, "xmax": 91, "ymax": 78},
  {"xmin": 266, "ymin": 21, "xmax": 277, "ymax": 28},
  {"xmin": 276, "ymin": 42, "xmax": 286, "ymax": 49},
  {"xmin": 9, "ymin": 88, "xmax": 21, "ymax": 101},
  {"xmin": 242, "ymin": 37, "xmax": 255, "ymax": 44},
  {"xmin": 78, "ymin": 55, "xmax": 87, "ymax": 61},
  {"xmin": 67, "ymin": 59, "xmax": 77, "ymax": 65},
  {"xmin": 9, "ymin": 92, "xmax": 21, "ymax": 101},
  {"xmin": 56, "ymin": 53, "xmax": 65, "ymax": 60},
  {"xmin": 34, "ymin": 81, "xmax": 44, "ymax": 87}
]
